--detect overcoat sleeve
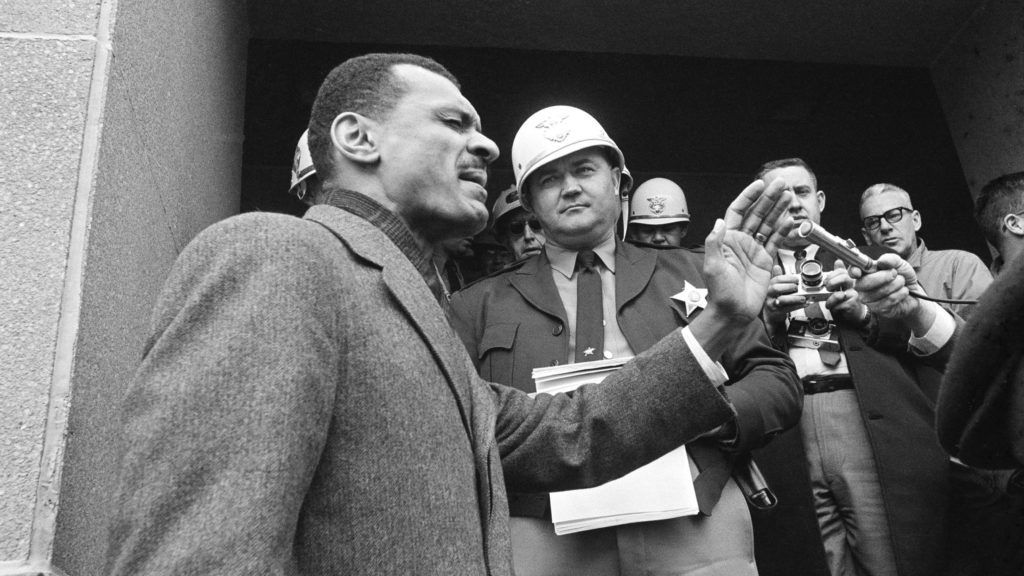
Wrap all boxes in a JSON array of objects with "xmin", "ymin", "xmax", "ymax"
[
  {"xmin": 106, "ymin": 216, "xmax": 345, "ymax": 576},
  {"xmin": 489, "ymin": 329, "xmax": 736, "ymax": 493}
]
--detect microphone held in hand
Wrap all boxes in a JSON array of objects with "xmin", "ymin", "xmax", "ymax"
[{"xmin": 796, "ymin": 221, "xmax": 877, "ymax": 273}]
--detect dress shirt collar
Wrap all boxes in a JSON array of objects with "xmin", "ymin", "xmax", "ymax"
[
  {"xmin": 778, "ymin": 244, "xmax": 819, "ymax": 271},
  {"xmin": 545, "ymin": 234, "xmax": 618, "ymax": 280},
  {"xmin": 906, "ymin": 238, "xmax": 928, "ymax": 270}
]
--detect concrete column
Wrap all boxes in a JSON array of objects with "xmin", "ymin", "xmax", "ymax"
[
  {"xmin": 0, "ymin": 0, "xmax": 248, "ymax": 573},
  {"xmin": 932, "ymin": 0, "xmax": 1024, "ymax": 200}
]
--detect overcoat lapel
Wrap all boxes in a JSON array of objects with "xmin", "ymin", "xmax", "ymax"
[{"xmin": 304, "ymin": 207, "xmax": 476, "ymax": 438}]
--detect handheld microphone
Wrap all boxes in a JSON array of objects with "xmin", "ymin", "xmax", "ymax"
[{"xmin": 796, "ymin": 221, "xmax": 877, "ymax": 272}]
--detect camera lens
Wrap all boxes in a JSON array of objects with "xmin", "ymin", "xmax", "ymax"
[
  {"xmin": 807, "ymin": 318, "xmax": 830, "ymax": 335},
  {"xmin": 799, "ymin": 259, "xmax": 824, "ymax": 288}
]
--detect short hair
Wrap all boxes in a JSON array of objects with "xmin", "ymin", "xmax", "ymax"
[
  {"xmin": 975, "ymin": 171, "xmax": 1024, "ymax": 246},
  {"xmin": 755, "ymin": 157, "xmax": 817, "ymax": 190},
  {"xmin": 307, "ymin": 53, "xmax": 459, "ymax": 182},
  {"xmin": 860, "ymin": 183, "xmax": 913, "ymax": 210}
]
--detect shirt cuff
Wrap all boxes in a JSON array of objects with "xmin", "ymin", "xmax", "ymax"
[
  {"xmin": 680, "ymin": 326, "xmax": 730, "ymax": 386},
  {"xmin": 909, "ymin": 301, "xmax": 956, "ymax": 356},
  {"xmin": 681, "ymin": 327, "xmax": 737, "ymax": 445}
]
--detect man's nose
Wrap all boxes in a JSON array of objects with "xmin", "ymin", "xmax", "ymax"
[
  {"xmin": 469, "ymin": 132, "xmax": 499, "ymax": 164},
  {"xmin": 562, "ymin": 173, "xmax": 583, "ymax": 194}
]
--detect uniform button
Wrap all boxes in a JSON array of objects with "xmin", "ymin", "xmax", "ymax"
[
  {"xmin": 603, "ymin": 350, "xmax": 613, "ymax": 359},
  {"xmin": 552, "ymin": 323, "xmax": 564, "ymax": 336},
  {"xmin": 550, "ymin": 360, "xmax": 560, "ymax": 366}
]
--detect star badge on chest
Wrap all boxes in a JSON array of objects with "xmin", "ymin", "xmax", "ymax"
[
  {"xmin": 583, "ymin": 347, "xmax": 596, "ymax": 357},
  {"xmin": 671, "ymin": 281, "xmax": 709, "ymax": 317}
]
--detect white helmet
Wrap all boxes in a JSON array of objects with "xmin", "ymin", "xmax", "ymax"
[
  {"xmin": 629, "ymin": 178, "xmax": 690, "ymax": 225},
  {"xmin": 511, "ymin": 105, "xmax": 625, "ymax": 196},
  {"xmin": 490, "ymin": 184, "xmax": 524, "ymax": 228},
  {"xmin": 289, "ymin": 130, "xmax": 317, "ymax": 199}
]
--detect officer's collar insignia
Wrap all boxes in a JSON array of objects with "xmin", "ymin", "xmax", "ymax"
[
  {"xmin": 671, "ymin": 281, "xmax": 708, "ymax": 317},
  {"xmin": 647, "ymin": 196, "xmax": 667, "ymax": 215},
  {"xmin": 535, "ymin": 113, "xmax": 571, "ymax": 143}
]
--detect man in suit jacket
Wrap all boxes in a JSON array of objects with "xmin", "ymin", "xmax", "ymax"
[
  {"xmin": 758, "ymin": 158, "xmax": 952, "ymax": 576},
  {"xmin": 104, "ymin": 53, "xmax": 795, "ymax": 575},
  {"xmin": 449, "ymin": 105, "xmax": 802, "ymax": 576}
]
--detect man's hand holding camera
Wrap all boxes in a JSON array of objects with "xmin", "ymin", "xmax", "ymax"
[{"xmin": 765, "ymin": 259, "xmax": 868, "ymax": 327}]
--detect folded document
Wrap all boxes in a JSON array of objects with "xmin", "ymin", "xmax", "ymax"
[{"xmin": 532, "ymin": 358, "xmax": 700, "ymax": 535}]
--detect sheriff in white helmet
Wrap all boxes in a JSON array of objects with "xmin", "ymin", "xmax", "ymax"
[
  {"xmin": 627, "ymin": 177, "xmax": 691, "ymax": 247},
  {"xmin": 453, "ymin": 104, "xmax": 794, "ymax": 576},
  {"xmin": 511, "ymin": 105, "xmax": 625, "ymax": 250}
]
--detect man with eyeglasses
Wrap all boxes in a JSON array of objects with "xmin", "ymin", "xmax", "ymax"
[
  {"xmin": 492, "ymin": 184, "xmax": 546, "ymax": 260},
  {"xmin": 757, "ymin": 158, "xmax": 952, "ymax": 576},
  {"xmin": 859, "ymin": 183, "xmax": 992, "ymax": 318},
  {"xmin": 450, "ymin": 106, "xmax": 801, "ymax": 576}
]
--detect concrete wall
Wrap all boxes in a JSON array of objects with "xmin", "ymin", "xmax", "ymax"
[
  {"xmin": 0, "ymin": 0, "xmax": 248, "ymax": 573},
  {"xmin": 932, "ymin": 0, "xmax": 1024, "ymax": 200},
  {"xmin": 0, "ymin": 0, "xmax": 106, "ymax": 571}
]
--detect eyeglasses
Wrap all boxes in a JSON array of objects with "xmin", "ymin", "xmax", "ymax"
[
  {"xmin": 508, "ymin": 219, "xmax": 542, "ymax": 236},
  {"xmin": 861, "ymin": 207, "xmax": 914, "ymax": 231}
]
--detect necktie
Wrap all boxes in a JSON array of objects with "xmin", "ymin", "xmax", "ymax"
[{"xmin": 575, "ymin": 249, "xmax": 604, "ymax": 363}]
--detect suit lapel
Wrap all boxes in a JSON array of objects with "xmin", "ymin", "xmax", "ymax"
[
  {"xmin": 615, "ymin": 239, "xmax": 657, "ymax": 313},
  {"xmin": 509, "ymin": 250, "xmax": 569, "ymax": 324}
]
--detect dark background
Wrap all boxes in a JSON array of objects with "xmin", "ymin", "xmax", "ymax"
[{"xmin": 242, "ymin": 40, "xmax": 988, "ymax": 262}]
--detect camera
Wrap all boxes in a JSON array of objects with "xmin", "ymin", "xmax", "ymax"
[
  {"xmin": 793, "ymin": 259, "xmax": 833, "ymax": 302},
  {"xmin": 787, "ymin": 317, "xmax": 840, "ymax": 353}
]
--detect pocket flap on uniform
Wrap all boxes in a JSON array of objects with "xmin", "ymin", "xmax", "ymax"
[{"xmin": 477, "ymin": 323, "xmax": 518, "ymax": 360}]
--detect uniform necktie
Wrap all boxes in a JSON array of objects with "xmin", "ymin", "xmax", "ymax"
[{"xmin": 574, "ymin": 249, "xmax": 604, "ymax": 363}]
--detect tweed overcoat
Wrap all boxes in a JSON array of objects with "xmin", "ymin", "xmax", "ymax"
[
  {"xmin": 448, "ymin": 240, "xmax": 803, "ymax": 518},
  {"xmin": 105, "ymin": 205, "xmax": 738, "ymax": 576}
]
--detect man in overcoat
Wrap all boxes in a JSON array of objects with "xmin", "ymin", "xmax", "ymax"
[{"xmin": 105, "ymin": 53, "xmax": 794, "ymax": 575}]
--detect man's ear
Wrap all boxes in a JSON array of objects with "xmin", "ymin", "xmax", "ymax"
[
  {"xmin": 1006, "ymin": 213, "xmax": 1024, "ymax": 236},
  {"xmin": 912, "ymin": 209, "xmax": 922, "ymax": 232},
  {"xmin": 611, "ymin": 166, "xmax": 622, "ymax": 198},
  {"xmin": 331, "ymin": 112, "xmax": 380, "ymax": 165},
  {"xmin": 817, "ymin": 190, "xmax": 826, "ymax": 213}
]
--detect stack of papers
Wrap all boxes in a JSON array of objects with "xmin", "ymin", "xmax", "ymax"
[{"xmin": 532, "ymin": 358, "xmax": 700, "ymax": 535}]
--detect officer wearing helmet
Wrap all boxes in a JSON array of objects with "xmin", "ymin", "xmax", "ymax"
[
  {"xmin": 450, "ymin": 105, "xmax": 800, "ymax": 576},
  {"xmin": 491, "ymin": 184, "xmax": 546, "ymax": 260},
  {"xmin": 289, "ymin": 130, "xmax": 323, "ymax": 206},
  {"xmin": 628, "ymin": 178, "xmax": 691, "ymax": 247}
]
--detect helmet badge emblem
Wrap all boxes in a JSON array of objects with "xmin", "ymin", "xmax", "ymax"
[
  {"xmin": 535, "ymin": 113, "xmax": 572, "ymax": 143},
  {"xmin": 647, "ymin": 196, "xmax": 667, "ymax": 216}
]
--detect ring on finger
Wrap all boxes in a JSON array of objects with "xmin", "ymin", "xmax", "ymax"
[{"xmin": 754, "ymin": 232, "xmax": 768, "ymax": 244}]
